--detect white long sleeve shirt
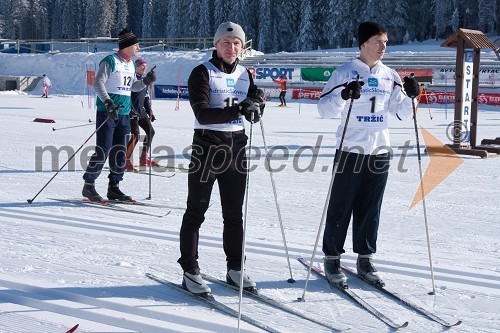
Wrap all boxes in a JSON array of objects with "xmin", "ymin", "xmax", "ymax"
[{"xmin": 317, "ymin": 58, "xmax": 413, "ymax": 155}]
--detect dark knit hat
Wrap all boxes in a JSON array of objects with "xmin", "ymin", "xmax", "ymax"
[
  {"xmin": 118, "ymin": 29, "xmax": 138, "ymax": 49},
  {"xmin": 357, "ymin": 22, "xmax": 387, "ymax": 48}
]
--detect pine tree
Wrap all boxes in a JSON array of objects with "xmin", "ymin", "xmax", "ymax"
[
  {"xmin": 213, "ymin": 0, "xmax": 231, "ymax": 27},
  {"xmin": 0, "ymin": 0, "xmax": 497, "ymax": 50},
  {"xmin": 325, "ymin": 0, "xmax": 361, "ymax": 48},
  {"xmin": 115, "ymin": 0, "xmax": 129, "ymax": 37},
  {"xmin": 166, "ymin": 0, "xmax": 181, "ymax": 37},
  {"xmin": 9, "ymin": 0, "xmax": 26, "ymax": 39},
  {"xmin": 188, "ymin": 0, "xmax": 200, "ymax": 38},
  {"xmin": 198, "ymin": 0, "xmax": 212, "ymax": 47},
  {"xmin": 127, "ymin": 0, "xmax": 143, "ymax": 37},
  {"xmin": 62, "ymin": 1, "xmax": 84, "ymax": 38},
  {"xmin": 256, "ymin": 0, "xmax": 272, "ymax": 52},
  {"xmin": 103, "ymin": 0, "xmax": 117, "ymax": 37},
  {"xmin": 48, "ymin": 0, "xmax": 63, "ymax": 38},
  {"xmin": 477, "ymin": 0, "xmax": 496, "ymax": 33},
  {"xmin": 275, "ymin": 0, "xmax": 301, "ymax": 52},
  {"xmin": 141, "ymin": 0, "xmax": 153, "ymax": 37},
  {"xmin": 151, "ymin": 0, "xmax": 167, "ymax": 37},
  {"xmin": 296, "ymin": 1, "xmax": 315, "ymax": 51},
  {"xmin": 432, "ymin": 0, "xmax": 454, "ymax": 38}
]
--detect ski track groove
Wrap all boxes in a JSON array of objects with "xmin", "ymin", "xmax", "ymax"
[{"xmin": 0, "ymin": 278, "xmax": 263, "ymax": 333}]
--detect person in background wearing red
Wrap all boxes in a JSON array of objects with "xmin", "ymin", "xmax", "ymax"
[
  {"xmin": 273, "ymin": 75, "xmax": 287, "ymax": 106},
  {"xmin": 42, "ymin": 74, "xmax": 51, "ymax": 98}
]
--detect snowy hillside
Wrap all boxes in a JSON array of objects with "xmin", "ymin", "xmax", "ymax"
[{"xmin": 0, "ymin": 41, "xmax": 499, "ymax": 333}]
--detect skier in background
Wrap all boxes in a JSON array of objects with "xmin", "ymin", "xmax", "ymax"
[
  {"xmin": 317, "ymin": 21, "xmax": 420, "ymax": 287},
  {"xmin": 273, "ymin": 75, "xmax": 287, "ymax": 106},
  {"xmin": 42, "ymin": 74, "xmax": 51, "ymax": 98},
  {"xmin": 125, "ymin": 57, "xmax": 158, "ymax": 171},
  {"xmin": 81, "ymin": 29, "xmax": 156, "ymax": 202}
]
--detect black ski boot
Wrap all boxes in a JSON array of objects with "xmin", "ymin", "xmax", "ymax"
[
  {"xmin": 107, "ymin": 182, "xmax": 132, "ymax": 201},
  {"xmin": 82, "ymin": 182, "xmax": 104, "ymax": 202},
  {"xmin": 357, "ymin": 254, "xmax": 385, "ymax": 287},
  {"xmin": 324, "ymin": 255, "xmax": 348, "ymax": 288}
]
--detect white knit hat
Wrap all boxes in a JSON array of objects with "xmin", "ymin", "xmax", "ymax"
[{"xmin": 213, "ymin": 21, "xmax": 245, "ymax": 46}]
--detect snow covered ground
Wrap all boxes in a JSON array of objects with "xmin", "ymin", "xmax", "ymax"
[
  {"xmin": 0, "ymin": 91, "xmax": 499, "ymax": 333},
  {"xmin": 0, "ymin": 40, "xmax": 499, "ymax": 332}
]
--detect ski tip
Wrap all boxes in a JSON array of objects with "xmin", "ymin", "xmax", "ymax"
[
  {"xmin": 450, "ymin": 320, "xmax": 462, "ymax": 327},
  {"xmin": 243, "ymin": 286, "xmax": 259, "ymax": 295},
  {"xmin": 399, "ymin": 321, "xmax": 409, "ymax": 328},
  {"xmin": 201, "ymin": 293, "xmax": 215, "ymax": 301},
  {"xmin": 333, "ymin": 281, "xmax": 349, "ymax": 289}
]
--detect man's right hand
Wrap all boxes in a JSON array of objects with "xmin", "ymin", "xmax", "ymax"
[
  {"xmin": 341, "ymin": 81, "xmax": 364, "ymax": 100},
  {"xmin": 104, "ymin": 99, "xmax": 120, "ymax": 120},
  {"xmin": 238, "ymin": 97, "xmax": 262, "ymax": 123}
]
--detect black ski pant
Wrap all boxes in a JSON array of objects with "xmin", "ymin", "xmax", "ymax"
[
  {"xmin": 126, "ymin": 115, "xmax": 155, "ymax": 156},
  {"xmin": 323, "ymin": 150, "xmax": 390, "ymax": 257},
  {"xmin": 279, "ymin": 91, "xmax": 286, "ymax": 105},
  {"xmin": 178, "ymin": 140, "xmax": 247, "ymax": 274}
]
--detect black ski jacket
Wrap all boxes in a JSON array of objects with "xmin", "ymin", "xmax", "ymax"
[{"xmin": 188, "ymin": 50, "xmax": 256, "ymax": 152}]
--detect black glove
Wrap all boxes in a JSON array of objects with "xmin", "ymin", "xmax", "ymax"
[
  {"xmin": 403, "ymin": 76, "xmax": 420, "ymax": 98},
  {"xmin": 341, "ymin": 81, "xmax": 364, "ymax": 100},
  {"xmin": 104, "ymin": 99, "xmax": 120, "ymax": 120},
  {"xmin": 150, "ymin": 113, "xmax": 156, "ymax": 122},
  {"xmin": 238, "ymin": 97, "xmax": 262, "ymax": 124},
  {"xmin": 248, "ymin": 87, "xmax": 265, "ymax": 103},
  {"xmin": 143, "ymin": 71, "xmax": 156, "ymax": 85},
  {"xmin": 249, "ymin": 87, "xmax": 266, "ymax": 118}
]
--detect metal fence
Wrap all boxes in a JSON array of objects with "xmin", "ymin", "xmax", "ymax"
[{"xmin": 0, "ymin": 37, "xmax": 253, "ymax": 58}]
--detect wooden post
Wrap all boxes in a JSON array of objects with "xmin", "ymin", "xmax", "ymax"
[{"xmin": 441, "ymin": 28, "xmax": 499, "ymax": 157}]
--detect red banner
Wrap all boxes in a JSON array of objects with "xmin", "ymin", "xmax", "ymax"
[
  {"xmin": 419, "ymin": 91, "xmax": 500, "ymax": 106},
  {"xmin": 292, "ymin": 88, "xmax": 322, "ymax": 100},
  {"xmin": 86, "ymin": 71, "xmax": 95, "ymax": 86},
  {"xmin": 291, "ymin": 88, "xmax": 500, "ymax": 106},
  {"xmin": 395, "ymin": 68, "xmax": 433, "ymax": 78}
]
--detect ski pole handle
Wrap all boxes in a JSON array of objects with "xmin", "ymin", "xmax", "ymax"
[{"xmin": 348, "ymin": 74, "xmax": 360, "ymax": 99}]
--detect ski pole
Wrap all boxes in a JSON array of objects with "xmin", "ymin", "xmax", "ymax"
[
  {"xmin": 419, "ymin": 84, "xmax": 433, "ymax": 120},
  {"xmin": 52, "ymin": 119, "xmax": 93, "ymax": 131},
  {"xmin": 410, "ymin": 74, "xmax": 436, "ymax": 295},
  {"xmin": 146, "ymin": 74, "xmax": 154, "ymax": 200},
  {"xmin": 27, "ymin": 117, "xmax": 109, "ymax": 204},
  {"xmin": 237, "ymin": 112, "xmax": 254, "ymax": 333},
  {"xmin": 298, "ymin": 75, "xmax": 359, "ymax": 302},
  {"xmin": 259, "ymin": 118, "xmax": 295, "ymax": 283}
]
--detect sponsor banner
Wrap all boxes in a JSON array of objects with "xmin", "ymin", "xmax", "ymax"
[
  {"xmin": 247, "ymin": 66, "xmax": 301, "ymax": 83},
  {"xmin": 395, "ymin": 68, "xmax": 433, "ymax": 83},
  {"xmin": 301, "ymin": 67, "xmax": 336, "ymax": 82},
  {"xmin": 433, "ymin": 68, "xmax": 500, "ymax": 86},
  {"xmin": 292, "ymin": 88, "xmax": 323, "ymax": 100},
  {"xmin": 419, "ymin": 91, "xmax": 500, "ymax": 106},
  {"xmin": 291, "ymin": 88, "xmax": 500, "ymax": 105},
  {"xmin": 154, "ymin": 85, "xmax": 189, "ymax": 99},
  {"xmin": 396, "ymin": 68, "xmax": 432, "ymax": 81}
]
